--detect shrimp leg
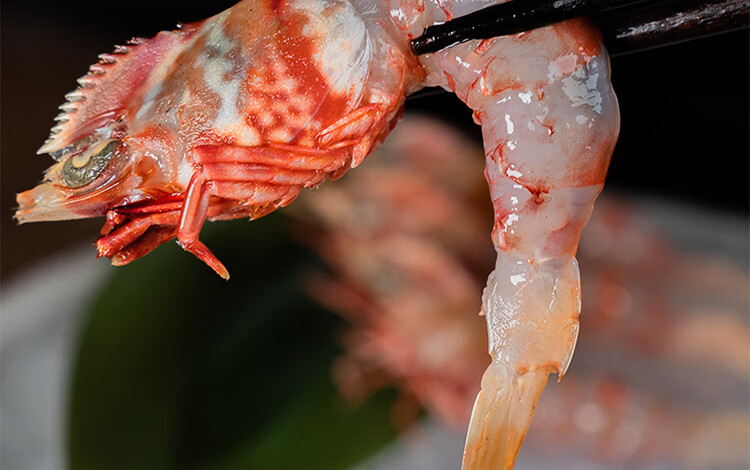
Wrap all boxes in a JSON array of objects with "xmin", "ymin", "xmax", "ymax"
[
  {"xmin": 174, "ymin": 141, "xmax": 369, "ymax": 277},
  {"xmin": 95, "ymin": 195, "xmax": 248, "ymax": 270},
  {"xmin": 175, "ymin": 172, "xmax": 229, "ymax": 279}
]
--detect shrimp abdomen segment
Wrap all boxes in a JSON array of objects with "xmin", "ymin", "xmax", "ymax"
[{"xmin": 483, "ymin": 255, "xmax": 581, "ymax": 374}]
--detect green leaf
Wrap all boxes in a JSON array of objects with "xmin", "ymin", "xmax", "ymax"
[{"xmin": 68, "ymin": 215, "xmax": 398, "ymax": 470}]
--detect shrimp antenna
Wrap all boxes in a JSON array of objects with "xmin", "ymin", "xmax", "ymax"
[{"xmin": 411, "ymin": 0, "xmax": 749, "ymax": 57}]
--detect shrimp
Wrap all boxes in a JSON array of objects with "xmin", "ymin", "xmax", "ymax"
[
  {"xmin": 15, "ymin": 0, "xmax": 619, "ymax": 467},
  {"xmin": 16, "ymin": 0, "xmax": 423, "ymax": 279}
]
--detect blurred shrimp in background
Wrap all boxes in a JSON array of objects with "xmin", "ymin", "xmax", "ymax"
[
  {"xmin": 292, "ymin": 117, "xmax": 494, "ymax": 430},
  {"xmin": 1, "ymin": 1, "xmax": 748, "ymax": 469}
]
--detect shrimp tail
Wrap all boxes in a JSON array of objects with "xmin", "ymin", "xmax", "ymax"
[
  {"xmin": 463, "ymin": 364, "xmax": 548, "ymax": 469},
  {"xmin": 462, "ymin": 254, "xmax": 583, "ymax": 468}
]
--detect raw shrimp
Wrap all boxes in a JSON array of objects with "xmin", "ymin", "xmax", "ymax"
[{"xmin": 15, "ymin": 0, "xmax": 619, "ymax": 468}]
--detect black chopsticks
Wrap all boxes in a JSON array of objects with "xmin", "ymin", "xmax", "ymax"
[
  {"xmin": 601, "ymin": 0, "xmax": 748, "ymax": 57},
  {"xmin": 411, "ymin": 0, "xmax": 749, "ymax": 57}
]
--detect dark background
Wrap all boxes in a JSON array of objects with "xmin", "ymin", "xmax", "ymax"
[{"xmin": 2, "ymin": 0, "xmax": 748, "ymax": 280}]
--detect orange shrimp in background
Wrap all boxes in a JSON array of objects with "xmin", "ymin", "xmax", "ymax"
[
  {"xmin": 297, "ymin": 115, "xmax": 749, "ymax": 470},
  {"xmin": 15, "ymin": 1, "xmax": 619, "ymax": 467}
]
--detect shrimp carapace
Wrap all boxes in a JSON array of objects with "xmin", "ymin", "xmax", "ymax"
[{"xmin": 16, "ymin": 1, "xmax": 619, "ymax": 467}]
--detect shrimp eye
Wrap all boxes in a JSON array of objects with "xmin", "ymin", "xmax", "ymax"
[{"xmin": 61, "ymin": 140, "xmax": 120, "ymax": 188}]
